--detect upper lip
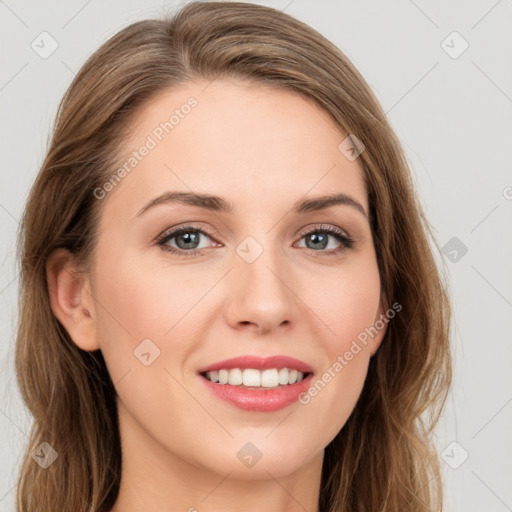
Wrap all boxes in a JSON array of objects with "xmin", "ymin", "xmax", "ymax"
[{"xmin": 197, "ymin": 355, "xmax": 314, "ymax": 374}]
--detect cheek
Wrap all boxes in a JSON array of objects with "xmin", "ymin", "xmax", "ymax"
[
  {"xmin": 89, "ymin": 250, "xmax": 202, "ymax": 448},
  {"xmin": 295, "ymin": 256, "xmax": 381, "ymax": 442},
  {"xmin": 87, "ymin": 244, "xmax": 175, "ymax": 392},
  {"xmin": 307, "ymin": 252, "xmax": 382, "ymax": 351},
  {"xmin": 91, "ymin": 248, "xmax": 194, "ymax": 342},
  {"xmin": 89, "ymin": 246, "xmax": 215, "ymax": 389}
]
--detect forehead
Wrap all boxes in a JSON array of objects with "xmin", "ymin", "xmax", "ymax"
[{"xmin": 106, "ymin": 78, "xmax": 368, "ymax": 216}]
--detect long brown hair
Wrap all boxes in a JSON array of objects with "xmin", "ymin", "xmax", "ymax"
[{"xmin": 15, "ymin": 2, "xmax": 452, "ymax": 510}]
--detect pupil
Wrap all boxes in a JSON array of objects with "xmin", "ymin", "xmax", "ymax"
[
  {"xmin": 177, "ymin": 232, "xmax": 199, "ymax": 249},
  {"xmin": 307, "ymin": 233, "xmax": 327, "ymax": 250}
]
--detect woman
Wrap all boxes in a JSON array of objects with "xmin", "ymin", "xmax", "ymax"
[{"xmin": 15, "ymin": 2, "xmax": 452, "ymax": 511}]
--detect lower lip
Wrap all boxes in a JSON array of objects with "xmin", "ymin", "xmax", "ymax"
[{"xmin": 199, "ymin": 374, "xmax": 313, "ymax": 412}]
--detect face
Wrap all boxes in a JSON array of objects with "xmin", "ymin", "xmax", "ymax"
[{"xmin": 77, "ymin": 78, "xmax": 386, "ymax": 479}]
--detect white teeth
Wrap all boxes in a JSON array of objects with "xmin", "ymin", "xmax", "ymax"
[
  {"xmin": 243, "ymin": 369, "xmax": 260, "ymax": 386},
  {"xmin": 228, "ymin": 368, "xmax": 243, "ymax": 385},
  {"xmin": 218, "ymin": 369, "xmax": 229, "ymax": 384},
  {"xmin": 204, "ymin": 367, "xmax": 307, "ymax": 387},
  {"xmin": 278, "ymin": 367, "xmax": 289, "ymax": 385},
  {"xmin": 261, "ymin": 369, "xmax": 279, "ymax": 387}
]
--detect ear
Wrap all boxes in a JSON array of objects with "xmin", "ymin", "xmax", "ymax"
[
  {"xmin": 369, "ymin": 293, "xmax": 389, "ymax": 357},
  {"xmin": 46, "ymin": 248, "xmax": 99, "ymax": 351}
]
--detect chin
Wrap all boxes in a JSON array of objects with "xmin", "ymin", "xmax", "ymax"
[{"xmin": 193, "ymin": 438, "xmax": 321, "ymax": 480}]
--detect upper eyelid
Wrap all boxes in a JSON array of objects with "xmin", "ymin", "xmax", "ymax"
[{"xmin": 157, "ymin": 224, "xmax": 216, "ymax": 242}]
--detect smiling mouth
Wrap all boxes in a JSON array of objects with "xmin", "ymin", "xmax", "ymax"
[{"xmin": 200, "ymin": 367, "xmax": 312, "ymax": 389}]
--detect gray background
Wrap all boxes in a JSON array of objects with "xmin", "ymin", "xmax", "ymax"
[{"xmin": 1, "ymin": 1, "xmax": 511, "ymax": 510}]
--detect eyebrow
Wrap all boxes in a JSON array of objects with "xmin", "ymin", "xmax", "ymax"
[{"xmin": 135, "ymin": 191, "xmax": 368, "ymax": 219}]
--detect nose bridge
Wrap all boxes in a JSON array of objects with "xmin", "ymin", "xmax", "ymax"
[
  {"xmin": 236, "ymin": 231, "xmax": 288, "ymax": 296},
  {"xmin": 226, "ymin": 231, "xmax": 298, "ymax": 333}
]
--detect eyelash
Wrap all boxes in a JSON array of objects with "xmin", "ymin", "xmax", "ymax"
[{"xmin": 156, "ymin": 223, "xmax": 355, "ymax": 258}]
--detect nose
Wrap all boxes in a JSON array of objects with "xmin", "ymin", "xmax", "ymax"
[{"xmin": 223, "ymin": 243, "xmax": 299, "ymax": 335}]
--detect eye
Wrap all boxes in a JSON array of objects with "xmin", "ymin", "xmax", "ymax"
[
  {"xmin": 156, "ymin": 225, "xmax": 217, "ymax": 257},
  {"xmin": 156, "ymin": 223, "xmax": 355, "ymax": 257},
  {"xmin": 295, "ymin": 224, "xmax": 354, "ymax": 256}
]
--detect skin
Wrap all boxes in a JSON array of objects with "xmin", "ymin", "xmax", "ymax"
[{"xmin": 47, "ymin": 78, "xmax": 388, "ymax": 512}]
